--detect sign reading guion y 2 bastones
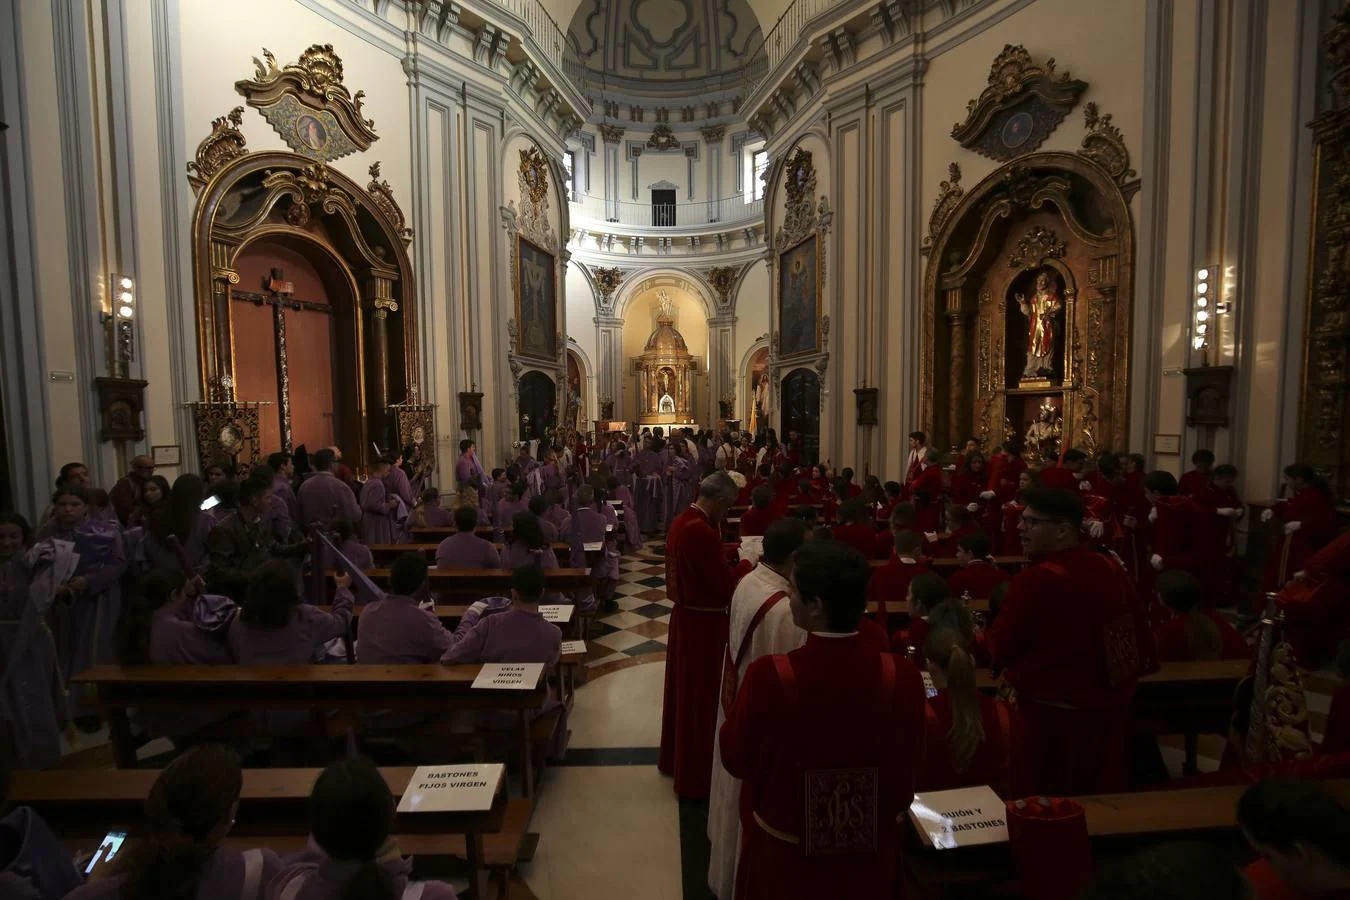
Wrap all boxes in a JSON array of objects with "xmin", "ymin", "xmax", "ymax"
[{"xmin": 396, "ymin": 764, "xmax": 505, "ymax": 813}]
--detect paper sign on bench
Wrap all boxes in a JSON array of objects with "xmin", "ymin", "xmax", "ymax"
[
  {"xmin": 397, "ymin": 764, "xmax": 505, "ymax": 813},
  {"xmin": 540, "ymin": 605, "xmax": 574, "ymax": 623},
  {"xmin": 471, "ymin": 663, "xmax": 544, "ymax": 690},
  {"xmin": 582, "ymin": 542, "xmax": 604, "ymax": 552},
  {"xmin": 908, "ymin": 786, "xmax": 1008, "ymax": 849},
  {"xmin": 560, "ymin": 640, "xmax": 586, "ymax": 656}
]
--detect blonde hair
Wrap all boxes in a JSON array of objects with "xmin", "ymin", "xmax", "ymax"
[
  {"xmin": 450, "ymin": 485, "xmax": 479, "ymax": 510},
  {"xmin": 924, "ymin": 627, "xmax": 985, "ymax": 773}
]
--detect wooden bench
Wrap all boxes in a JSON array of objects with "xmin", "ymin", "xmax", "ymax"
[
  {"xmin": 71, "ymin": 664, "xmax": 550, "ymax": 797},
  {"xmin": 905, "ymin": 778, "xmax": 1350, "ymax": 892},
  {"xmin": 367, "ymin": 543, "xmax": 599, "ymax": 567},
  {"xmin": 13, "ymin": 767, "xmax": 526, "ymax": 899},
  {"xmin": 360, "ymin": 567, "xmax": 594, "ymax": 593},
  {"xmin": 868, "ymin": 556, "xmax": 1028, "ymax": 572},
  {"xmin": 412, "ymin": 526, "xmax": 498, "ymax": 541}
]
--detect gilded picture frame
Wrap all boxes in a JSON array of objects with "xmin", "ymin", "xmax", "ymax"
[
  {"xmin": 515, "ymin": 235, "xmax": 558, "ymax": 362},
  {"xmin": 778, "ymin": 232, "xmax": 822, "ymax": 358}
]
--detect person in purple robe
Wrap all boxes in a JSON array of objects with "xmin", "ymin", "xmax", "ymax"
[
  {"xmin": 118, "ymin": 571, "xmax": 235, "ymax": 740},
  {"xmin": 434, "ymin": 506, "xmax": 501, "ymax": 570},
  {"xmin": 1, "ymin": 754, "xmax": 87, "ymax": 899},
  {"xmin": 270, "ymin": 757, "xmax": 459, "ymax": 900},
  {"xmin": 359, "ymin": 458, "xmax": 399, "ymax": 546},
  {"xmin": 494, "ymin": 481, "xmax": 530, "ymax": 542},
  {"xmin": 309, "ymin": 520, "xmax": 377, "ymax": 606},
  {"xmin": 607, "ymin": 476, "xmax": 642, "ymax": 551},
  {"xmin": 415, "ymin": 487, "xmax": 454, "ymax": 528},
  {"xmin": 454, "ymin": 438, "xmax": 488, "ymax": 493},
  {"xmin": 500, "ymin": 514, "xmax": 563, "ymax": 605},
  {"xmin": 267, "ymin": 450, "xmax": 300, "ymax": 523},
  {"xmin": 0, "ymin": 514, "xmax": 65, "ymax": 770},
  {"xmin": 528, "ymin": 495, "xmax": 563, "ymax": 543},
  {"xmin": 297, "ymin": 448, "xmax": 361, "ymax": 532},
  {"xmin": 448, "ymin": 485, "xmax": 486, "ymax": 528},
  {"xmin": 665, "ymin": 442, "xmax": 698, "ymax": 532},
  {"xmin": 36, "ymin": 486, "xmax": 127, "ymax": 730},
  {"xmin": 64, "ymin": 744, "xmax": 282, "ymax": 900},
  {"xmin": 570, "ymin": 486, "xmax": 616, "ymax": 614},
  {"xmin": 541, "ymin": 491, "xmax": 573, "ymax": 542},
  {"xmin": 439, "ymin": 564, "xmax": 562, "ymax": 667},
  {"xmin": 139, "ymin": 473, "xmax": 216, "ymax": 578},
  {"xmin": 356, "ymin": 554, "xmax": 453, "ymax": 664},
  {"xmin": 125, "ymin": 474, "xmax": 169, "ymax": 531},
  {"xmin": 383, "ymin": 452, "xmax": 416, "ymax": 513},
  {"xmin": 484, "ymin": 469, "xmax": 509, "ymax": 524},
  {"xmin": 634, "ymin": 438, "xmax": 667, "ymax": 535}
]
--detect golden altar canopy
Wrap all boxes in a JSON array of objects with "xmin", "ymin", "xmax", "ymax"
[{"xmin": 633, "ymin": 291, "xmax": 698, "ymax": 426}]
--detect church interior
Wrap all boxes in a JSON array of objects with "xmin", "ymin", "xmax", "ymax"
[{"xmin": 3, "ymin": 0, "xmax": 1350, "ymax": 897}]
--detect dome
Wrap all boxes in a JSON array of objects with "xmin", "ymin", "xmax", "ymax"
[
  {"xmin": 643, "ymin": 317, "xmax": 690, "ymax": 355},
  {"xmin": 568, "ymin": 0, "xmax": 763, "ymax": 90}
]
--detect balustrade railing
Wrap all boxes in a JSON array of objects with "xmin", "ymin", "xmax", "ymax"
[
  {"xmin": 741, "ymin": 0, "xmax": 851, "ymax": 97},
  {"xmin": 570, "ymin": 193, "xmax": 765, "ymax": 229},
  {"xmin": 483, "ymin": 0, "xmax": 590, "ymax": 99}
]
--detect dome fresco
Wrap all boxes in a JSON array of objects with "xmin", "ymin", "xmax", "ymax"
[{"xmin": 568, "ymin": 0, "xmax": 763, "ymax": 85}]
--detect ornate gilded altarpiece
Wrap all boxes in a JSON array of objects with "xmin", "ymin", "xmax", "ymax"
[
  {"xmin": 1301, "ymin": 5, "xmax": 1350, "ymax": 504},
  {"xmin": 186, "ymin": 45, "xmax": 421, "ymax": 473},
  {"xmin": 923, "ymin": 49, "xmax": 1138, "ymax": 456}
]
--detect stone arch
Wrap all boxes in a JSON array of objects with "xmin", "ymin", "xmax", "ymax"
[{"xmin": 611, "ymin": 267, "xmax": 718, "ymax": 322}]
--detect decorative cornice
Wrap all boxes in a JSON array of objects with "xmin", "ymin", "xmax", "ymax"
[
  {"xmin": 920, "ymin": 162, "xmax": 963, "ymax": 257},
  {"xmin": 700, "ymin": 124, "xmax": 727, "ymax": 144},
  {"xmin": 235, "ymin": 45, "xmax": 378, "ymax": 162},
  {"xmin": 1079, "ymin": 101, "xmax": 1137, "ymax": 186},
  {"xmin": 950, "ymin": 44, "xmax": 1086, "ymax": 162},
  {"xmin": 366, "ymin": 161, "xmax": 413, "ymax": 246},
  {"xmin": 647, "ymin": 123, "xmax": 681, "ymax": 151},
  {"xmin": 187, "ymin": 107, "xmax": 248, "ymax": 194},
  {"xmin": 1008, "ymin": 225, "xmax": 1065, "ymax": 269},
  {"xmin": 599, "ymin": 123, "xmax": 625, "ymax": 144}
]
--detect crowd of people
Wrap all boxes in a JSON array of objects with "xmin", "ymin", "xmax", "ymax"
[{"xmin": 2, "ymin": 422, "xmax": 1349, "ymax": 899}]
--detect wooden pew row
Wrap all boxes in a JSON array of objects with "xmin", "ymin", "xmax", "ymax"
[
  {"xmin": 359, "ymin": 567, "xmax": 594, "ymax": 592},
  {"xmin": 368, "ymin": 542, "xmax": 570, "ymax": 561},
  {"xmin": 13, "ymin": 767, "xmax": 525, "ymax": 900},
  {"xmin": 905, "ymin": 778, "xmax": 1350, "ymax": 892},
  {"xmin": 71, "ymin": 664, "xmax": 551, "ymax": 798}
]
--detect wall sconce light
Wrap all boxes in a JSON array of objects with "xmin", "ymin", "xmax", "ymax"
[
  {"xmin": 1192, "ymin": 266, "xmax": 1216, "ymax": 353},
  {"xmin": 112, "ymin": 273, "xmax": 136, "ymax": 372}
]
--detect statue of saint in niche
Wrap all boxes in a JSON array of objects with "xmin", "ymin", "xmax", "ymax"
[
  {"xmin": 1016, "ymin": 270, "xmax": 1065, "ymax": 383},
  {"xmin": 1024, "ymin": 398, "xmax": 1063, "ymax": 465}
]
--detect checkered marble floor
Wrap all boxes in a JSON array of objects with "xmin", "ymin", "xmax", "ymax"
[{"xmin": 583, "ymin": 541, "xmax": 671, "ymax": 669}]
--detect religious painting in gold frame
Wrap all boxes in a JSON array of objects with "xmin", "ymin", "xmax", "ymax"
[
  {"xmin": 515, "ymin": 235, "xmax": 558, "ymax": 362},
  {"xmin": 778, "ymin": 232, "xmax": 821, "ymax": 358}
]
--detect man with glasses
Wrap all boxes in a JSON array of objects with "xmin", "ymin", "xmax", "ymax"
[
  {"xmin": 108, "ymin": 454, "xmax": 155, "ymax": 525},
  {"xmin": 987, "ymin": 488, "xmax": 1140, "ymax": 796},
  {"xmin": 719, "ymin": 539, "xmax": 925, "ymax": 898}
]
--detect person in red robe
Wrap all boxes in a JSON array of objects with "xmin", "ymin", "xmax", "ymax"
[
  {"xmin": 1177, "ymin": 448, "xmax": 1216, "ymax": 498},
  {"xmin": 947, "ymin": 532, "xmax": 1011, "ymax": 599},
  {"xmin": 719, "ymin": 539, "xmax": 925, "ymax": 900},
  {"xmin": 660, "ymin": 472, "xmax": 754, "ymax": 799},
  {"xmin": 919, "ymin": 627, "xmax": 1012, "ymax": 793},
  {"xmin": 868, "ymin": 529, "xmax": 929, "ymax": 635},
  {"xmin": 1191, "ymin": 463, "xmax": 1245, "ymax": 608},
  {"xmin": 903, "ymin": 431, "xmax": 927, "ymax": 488},
  {"xmin": 832, "ymin": 499, "xmax": 883, "ymax": 560},
  {"xmin": 986, "ymin": 440, "xmax": 1029, "ymax": 503},
  {"xmin": 997, "ymin": 469, "xmax": 1041, "ymax": 556},
  {"xmin": 1279, "ymin": 529, "xmax": 1350, "ymax": 668},
  {"xmin": 1141, "ymin": 470, "xmax": 1206, "ymax": 608},
  {"xmin": 876, "ymin": 481, "xmax": 903, "ymax": 524},
  {"xmin": 1152, "ymin": 570, "xmax": 1250, "ymax": 662},
  {"xmin": 738, "ymin": 485, "xmax": 776, "ymax": 538},
  {"xmin": 1238, "ymin": 779, "xmax": 1350, "ymax": 900},
  {"xmin": 1039, "ymin": 448, "xmax": 1090, "ymax": 493},
  {"xmin": 1262, "ymin": 464, "xmax": 1340, "ymax": 593},
  {"xmin": 986, "ymin": 488, "xmax": 1140, "ymax": 796}
]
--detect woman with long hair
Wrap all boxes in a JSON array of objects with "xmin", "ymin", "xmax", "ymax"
[
  {"xmin": 34, "ymin": 486, "xmax": 127, "ymax": 730},
  {"xmin": 998, "ymin": 468, "xmax": 1042, "ymax": 556},
  {"xmin": 503, "ymin": 513, "xmax": 562, "ymax": 605},
  {"xmin": 0, "ymin": 511, "xmax": 66, "ymax": 768},
  {"xmin": 1152, "ymin": 570, "xmax": 1248, "ymax": 662},
  {"xmin": 126, "ymin": 475, "xmax": 171, "ymax": 531},
  {"xmin": 270, "ymin": 757, "xmax": 457, "ymax": 899},
  {"xmin": 494, "ymin": 480, "xmax": 531, "ymax": 543},
  {"xmin": 65, "ymin": 744, "xmax": 280, "ymax": 900},
  {"xmin": 918, "ymin": 628, "xmax": 1012, "ymax": 792},
  {"xmin": 143, "ymin": 474, "xmax": 213, "ymax": 578}
]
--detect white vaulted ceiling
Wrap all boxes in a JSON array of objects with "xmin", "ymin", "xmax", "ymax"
[{"xmin": 566, "ymin": 0, "xmax": 765, "ymax": 85}]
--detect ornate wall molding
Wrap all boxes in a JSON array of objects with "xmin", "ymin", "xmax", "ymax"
[
  {"xmin": 951, "ymin": 44, "xmax": 1087, "ymax": 162},
  {"xmin": 1078, "ymin": 102, "xmax": 1139, "ymax": 192},
  {"xmin": 366, "ymin": 161, "xmax": 413, "ymax": 245},
  {"xmin": 235, "ymin": 45, "xmax": 378, "ymax": 163},
  {"xmin": 187, "ymin": 107, "xmax": 248, "ymax": 193},
  {"xmin": 920, "ymin": 162, "xmax": 963, "ymax": 256}
]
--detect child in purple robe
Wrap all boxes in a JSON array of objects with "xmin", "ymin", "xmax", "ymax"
[
  {"xmin": 1, "ymin": 754, "xmax": 86, "ymax": 899},
  {"xmin": 415, "ymin": 487, "xmax": 453, "ymax": 528},
  {"xmin": 0, "ymin": 513, "xmax": 65, "ymax": 770},
  {"xmin": 493, "ymin": 481, "xmax": 530, "ymax": 542},
  {"xmin": 270, "ymin": 757, "xmax": 458, "ymax": 900},
  {"xmin": 356, "ymin": 554, "xmax": 452, "ymax": 664},
  {"xmin": 36, "ymin": 486, "xmax": 127, "ymax": 729},
  {"xmin": 64, "ymin": 744, "xmax": 282, "ymax": 900},
  {"xmin": 608, "ymin": 477, "xmax": 642, "ymax": 551},
  {"xmin": 141, "ymin": 474, "xmax": 215, "ymax": 577},
  {"xmin": 484, "ymin": 469, "xmax": 509, "ymax": 523},
  {"xmin": 434, "ymin": 507, "xmax": 500, "ymax": 570},
  {"xmin": 542, "ymin": 491, "xmax": 573, "ymax": 542},
  {"xmin": 383, "ymin": 453, "xmax": 416, "ymax": 511},
  {"xmin": 500, "ymin": 515, "xmax": 563, "ymax": 605},
  {"xmin": 359, "ymin": 459, "xmax": 399, "ymax": 546},
  {"xmin": 570, "ymin": 487, "xmax": 616, "ymax": 614},
  {"xmin": 634, "ymin": 440, "xmax": 667, "ymax": 534},
  {"xmin": 529, "ymin": 495, "xmax": 560, "ymax": 543},
  {"xmin": 665, "ymin": 444, "xmax": 698, "ymax": 532}
]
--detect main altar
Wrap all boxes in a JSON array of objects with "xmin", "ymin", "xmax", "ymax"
[{"xmin": 633, "ymin": 291, "xmax": 699, "ymax": 427}]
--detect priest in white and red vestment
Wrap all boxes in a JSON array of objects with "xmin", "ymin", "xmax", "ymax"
[
  {"xmin": 708, "ymin": 518, "xmax": 812, "ymax": 899},
  {"xmin": 719, "ymin": 539, "xmax": 926, "ymax": 899},
  {"xmin": 659, "ymin": 472, "xmax": 753, "ymax": 799}
]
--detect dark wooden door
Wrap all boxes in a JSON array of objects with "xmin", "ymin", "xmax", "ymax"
[
  {"xmin": 518, "ymin": 371, "xmax": 556, "ymax": 441},
  {"xmin": 781, "ymin": 367, "xmax": 820, "ymax": 465},
  {"xmin": 652, "ymin": 190, "xmax": 676, "ymax": 227}
]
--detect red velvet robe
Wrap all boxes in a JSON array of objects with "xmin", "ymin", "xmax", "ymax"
[
  {"xmin": 660, "ymin": 505, "xmax": 753, "ymax": 798},
  {"xmin": 947, "ymin": 559, "xmax": 1011, "ymax": 599},
  {"xmin": 1153, "ymin": 610, "xmax": 1250, "ymax": 662},
  {"xmin": 1177, "ymin": 468, "xmax": 1211, "ymax": 497},
  {"xmin": 1278, "ymin": 528, "xmax": 1350, "ymax": 667},
  {"xmin": 720, "ymin": 634, "xmax": 925, "ymax": 900},
  {"xmin": 1148, "ymin": 496, "xmax": 1205, "ymax": 575},
  {"xmin": 987, "ymin": 546, "xmax": 1138, "ymax": 795},
  {"xmin": 866, "ymin": 555, "xmax": 930, "ymax": 634},
  {"xmin": 1038, "ymin": 465, "xmax": 1080, "ymax": 493},
  {"xmin": 1191, "ymin": 483, "xmax": 1243, "ymax": 607},
  {"xmin": 738, "ymin": 506, "xmax": 775, "ymax": 538},
  {"xmin": 919, "ymin": 691, "xmax": 1013, "ymax": 793},
  {"xmin": 1264, "ymin": 487, "xmax": 1339, "ymax": 592},
  {"xmin": 906, "ymin": 463, "xmax": 944, "ymax": 503},
  {"xmin": 986, "ymin": 452, "xmax": 1027, "ymax": 502},
  {"xmin": 833, "ymin": 522, "xmax": 884, "ymax": 560},
  {"xmin": 998, "ymin": 501, "xmax": 1026, "ymax": 556}
]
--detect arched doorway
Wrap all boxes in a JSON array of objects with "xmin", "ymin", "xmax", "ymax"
[
  {"xmin": 745, "ymin": 346, "xmax": 769, "ymax": 437},
  {"xmin": 781, "ymin": 367, "xmax": 820, "ymax": 465},
  {"xmin": 518, "ymin": 371, "xmax": 556, "ymax": 442},
  {"xmin": 565, "ymin": 350, "xmax": 585, "ymax": 435}
]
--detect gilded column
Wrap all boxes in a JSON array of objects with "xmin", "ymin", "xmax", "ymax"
[
  {"xmin": 274, "ymin": 302, "xmax": 292, "ymax": 452},
  {"xmin": 944, "ymin": 281, "xmax": 969, "ymax": 448},
  {"xmin": 209, "ymin": 240, "xmax": 239, "ymax": 400}
]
